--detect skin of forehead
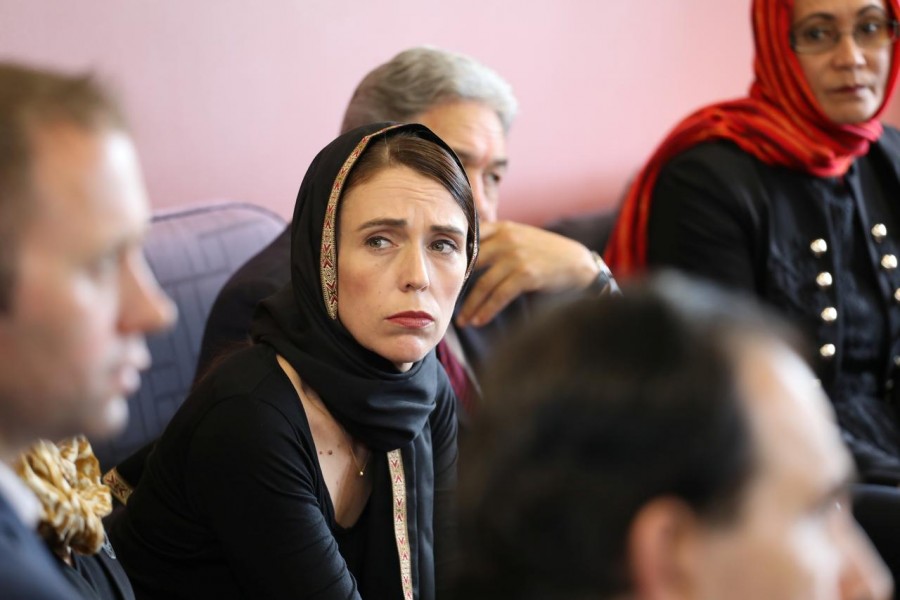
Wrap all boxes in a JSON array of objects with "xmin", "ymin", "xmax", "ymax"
[{"xmin": 733, "ymin": 335, "xmax": 852, "ymax": 500}]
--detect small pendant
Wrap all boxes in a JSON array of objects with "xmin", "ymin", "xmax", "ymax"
[{"xmin": 359, "ymin": 470, "xmax": 365, "ymax": 477}]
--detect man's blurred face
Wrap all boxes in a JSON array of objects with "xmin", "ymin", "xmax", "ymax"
[
  {"xmin": 692, "ymin": 338, "xmax": 891, "ymax": 600},
  {"xmin": 0, "ymin": 123, "xmax": 175, "ymax": 458}
]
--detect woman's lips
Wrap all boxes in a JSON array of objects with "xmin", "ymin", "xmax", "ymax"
[
  {"xmin": 387, "ymin": 311, "xmax": 435, "ymax": 329},
  {"xmin": 832, "ymin": 84, "xmax": 867, "ymax": 96}
]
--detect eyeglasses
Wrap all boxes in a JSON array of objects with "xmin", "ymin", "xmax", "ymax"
[{"xmin": 790, "ymin": 18, "xmax": 900, "ymax": 54}]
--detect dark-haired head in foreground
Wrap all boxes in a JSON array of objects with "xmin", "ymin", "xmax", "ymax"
[{"xmin": 454, "ymin": 274, "xmax": 891, "ymax": 600}]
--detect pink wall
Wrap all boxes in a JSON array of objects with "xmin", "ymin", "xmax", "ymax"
[{"xmin": 3, "ymin": 1, "xmax": 899, "ymax": 225}]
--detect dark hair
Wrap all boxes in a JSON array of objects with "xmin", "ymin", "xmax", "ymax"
[
  {"xmin": 454, "ymin": 273, "xmax": 803, "ymax": 599},
  {"xmin": 0, "ymin": 62, "xmax": 126, "ymax": 311},
  {"xmin": 341, "ymin": 129, "xmax": 477, "ymax": 265}
]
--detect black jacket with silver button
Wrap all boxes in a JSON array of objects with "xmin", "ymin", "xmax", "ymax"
[{"xmin": 646, "ymin": 126, "xmax": 900, "ymax": 484}]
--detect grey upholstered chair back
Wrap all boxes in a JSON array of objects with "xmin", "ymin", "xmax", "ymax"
[{"xmin": 91, "ymin": 202, "xmax": 286, "ymax": 470}]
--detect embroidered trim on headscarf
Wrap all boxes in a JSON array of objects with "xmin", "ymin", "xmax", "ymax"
[
  {"xmin": 321, "ymin": 123, "xmax": 408, "ymax": 320},
  {"xmin": 15, "ymin": 436, "xmax": 112, "ymax": 556},
  {"xmin": 388, "ymin": 449, "xmax": 414, "ymax": 600},
  {"xmin": 102, "ymin": 467, "xmax": 134, "ymax": 506}
]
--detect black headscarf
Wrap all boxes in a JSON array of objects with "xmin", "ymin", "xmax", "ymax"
[{"xmin": 251, "ymin": 122, "xmax": 477, "ymax": 452}]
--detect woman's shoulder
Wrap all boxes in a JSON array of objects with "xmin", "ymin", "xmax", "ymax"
[
  {"xmin": 162, "ymin": 344, "xmax": 309, "ymax": 457},
  {"xmin": 172, "ymin": 346, "xmax": 317, "ymax": 490},
  {"xmin": 197, "ymin": 345, "xmax": 296, "ymax": 408},
  {"xmin": 201, "ymin": 343, "xmax": 276, "ymax": 389},
  {"xmin": 653, "ymin": 139, "xmax": 771, "ymax": 216},
  {"xmin": 661, "ymin": 139, "xmax": 764, "ymax": 183},
  {"xmin": 878, "ymin": 123, "xmax": 900, "ymax": 153}
]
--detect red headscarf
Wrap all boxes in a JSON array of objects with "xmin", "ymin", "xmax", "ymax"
[{"xmin": 605, "ymin": 0, "xmax": 900, "ymax": 278}]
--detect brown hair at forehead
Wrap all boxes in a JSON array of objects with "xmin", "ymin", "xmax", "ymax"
[
  {"xmin": 0, "ymin": 63, "xmax": 127, "ymax": 313},
  {"xmin": 341, "ymin": 132, "xmax": 474, "ymax": 233}
]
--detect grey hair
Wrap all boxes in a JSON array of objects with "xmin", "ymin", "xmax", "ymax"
[{"xmin": 340, "ymin": 46, "xmax": 518, "ymax": 135}]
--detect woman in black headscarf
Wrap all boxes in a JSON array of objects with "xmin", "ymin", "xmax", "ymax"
[{"xmin": 109, "ymin": 122, "xmax": 477, "ymax": 600}]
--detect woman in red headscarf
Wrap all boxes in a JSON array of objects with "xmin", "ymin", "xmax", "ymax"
[{"xmin": 608, "ymin": 0, "xmax": 900, "ymax": 481}]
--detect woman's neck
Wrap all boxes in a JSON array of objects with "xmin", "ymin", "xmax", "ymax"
[{"xmin": 276, "ymin": 354, "xmax": 372, "ymax": 527}]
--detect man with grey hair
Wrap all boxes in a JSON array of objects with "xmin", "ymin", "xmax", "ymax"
[
  {"xmin": 0, "ymin": 62, "xmax": 175, "ymax": 598},
  {"xmin": 197, "ymin": 46, "xmax": 616, "ymax": 412}
]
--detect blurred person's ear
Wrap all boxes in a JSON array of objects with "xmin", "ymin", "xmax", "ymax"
[{"xmin": 627, "ymin": 497, "xmax": 703, "ymax": 600}]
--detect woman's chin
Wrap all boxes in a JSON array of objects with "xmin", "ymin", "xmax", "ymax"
[
  {"xmin": 393, "ymin": 360, "xmax": 415, "ymax": 373},
  {"xmin": 378, "ymin": 342, "xmax": 435, "ymax": 372},
  {"xmin": 820, "ymin": 97, "xmax": 881, "ymax": 126}
]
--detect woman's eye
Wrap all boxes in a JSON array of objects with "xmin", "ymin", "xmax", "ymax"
[
  {"xmin": 802, "ymin": 25, "xmax": 834, "ymax": 42},
  {"xmin": 431, "ymin": 239, "xmax": 459, "ymax": 254},
  {"xmin": 857, "ymin": 20, "xmax": 885, "ymax": 38},
  {"xmin": 365, "ymin": 236, "xmax": 391, "ymax": 249}
]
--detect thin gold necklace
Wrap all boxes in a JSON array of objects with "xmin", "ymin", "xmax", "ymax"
[
  {"xmin": 303, "ymin": 383, "xmax": 370, "ymax": 477},
  {"xmin": 347, "ymin": 439, "xmax": 369, "ymax": 478}
]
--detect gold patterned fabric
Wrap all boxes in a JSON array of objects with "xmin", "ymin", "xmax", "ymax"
[
  {"xmin": 15, "ymin": 436, "xmax": 112, "ymax": 556},
  {"xmin": 102, "ymin": 467, "xmax": 134, "ymax": 506},
  {"xmin": 388, "ymin": 449, "xmax": 414, "ymax": 600}
]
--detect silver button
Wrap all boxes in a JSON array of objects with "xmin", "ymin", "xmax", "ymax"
[
  {"xmin": 816, "ymin": 272, "xmax": 833, "ymax": 289},
  {"xmin": 821, "ymin": 307, "xmax": 838, "ymax": 322},
  {"xmin": 872, "ymin": 223, "xmax": 888, "ymax": 242},
  {"xmin": 820, "ymin": 344, "xmax": 836, "ymax": 358},
  {"xmin": 894, "ymin": 355, "xmax": 900, "ymax": 367},
  {"xmin": 895, "ymin": 289, "xmax": 900, "ymax": 304},
  {"xmin": 810, "ymin": 239, "xmax": 828, "ymax": 257},
  {"xmin": 883, "ymin": 254, "xmax": 898, "ymax": 270}
]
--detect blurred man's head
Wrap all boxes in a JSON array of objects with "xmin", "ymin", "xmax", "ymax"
[
  {"xmin": 341, "ymin": 46, "xmax": 517, "ymax": 223},
  {"xmin": 0, "ymin": 63, "xmax": 175, "ymax": 460},
  {"xmin": 456, "ymin": 275, "xmax": 891, "ymax": 600}
]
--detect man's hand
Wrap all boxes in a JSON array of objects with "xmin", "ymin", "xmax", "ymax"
[{"xmin": 456, "ymin": 220, "xmax": 599, "ymax": 327}]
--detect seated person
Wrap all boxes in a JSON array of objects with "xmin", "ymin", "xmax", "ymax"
[
  {"xmin": 197, "ymin": 47, "xmax": 617, "ymax": 415},
  {"xmin": 16, "ymin": 437, "xmax": 134, "ymax": 600},
  {"xmin": 607, "ymin": 0, "xmax": 900, "ymax": 485},
  {"xmin": 605, "ymin": 0, "xmax": 900, "ymax": 578},
  {"xmin": 110, "ymin": 123, "xmax": 475, "ymax": 599},
  {"xmin": 0, "ymin": 63, "xmax": 175, "ymax": 599},
  {"xmin": 454, "ymin": 275, "xmax": 891, "ymax": 600}
]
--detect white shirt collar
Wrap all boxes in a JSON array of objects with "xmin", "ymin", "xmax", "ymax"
[{"xmin": 0, "ymin": 460, "xmax": 41, "ymax": 529}]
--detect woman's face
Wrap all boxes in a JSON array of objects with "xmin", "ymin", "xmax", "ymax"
[
  {"xmin": 337, "ymin": 165, "xmax": 469, "ymax": 372},
  {"xmin": 792, "ymin": 0, "xmax": 893, "ymax": 124}
]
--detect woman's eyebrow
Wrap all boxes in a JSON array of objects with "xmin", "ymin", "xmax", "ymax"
[
  {"xmin": 432, "ymin": 224, "xmax": 466, "ymax": 237},
  {"xmin": 357, "ymin": 217, "xmax": 406, "ymax": 231},
  {"xmin": 356, "ymin": 219, "xmax": 465, "ymax": 237},
  {"xmin": 796, "ymin": 4, "xmax": 887, "ymax": 24},
  {"xmin": 794, "ymin": 13, "xmax": 836, "ymax": 25}
]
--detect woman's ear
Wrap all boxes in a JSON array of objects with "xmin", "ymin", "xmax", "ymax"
[{"xmin": 626, "ymin": 497, "xmax": 705, "ymax": 600}]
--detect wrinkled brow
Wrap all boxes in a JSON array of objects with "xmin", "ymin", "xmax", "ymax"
[{"xmin": 356, "ymin": 218, "xmax": 465, "ymax": 238}]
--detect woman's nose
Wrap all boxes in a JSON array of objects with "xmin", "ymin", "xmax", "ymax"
[
  {"xmin": 401, "ymin": 246, "xmax": 430, "ymax": 292},
  {"xmin": 831, "ymin": 32, "xmax": 867, "ymax": 68}
]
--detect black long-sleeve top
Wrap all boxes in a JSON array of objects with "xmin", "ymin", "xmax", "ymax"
[
  {"xmin": 110, "ymin": 343, "xmax": 458, "ymax": 599},
  {"xmin": 646, "ymin": 127, "xmax": 900, "ymax": 484}
]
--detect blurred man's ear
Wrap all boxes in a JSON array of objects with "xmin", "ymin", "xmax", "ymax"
[{"xmin": 627, "ymin": 497, "xmax": 704, "ymax": 600}]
